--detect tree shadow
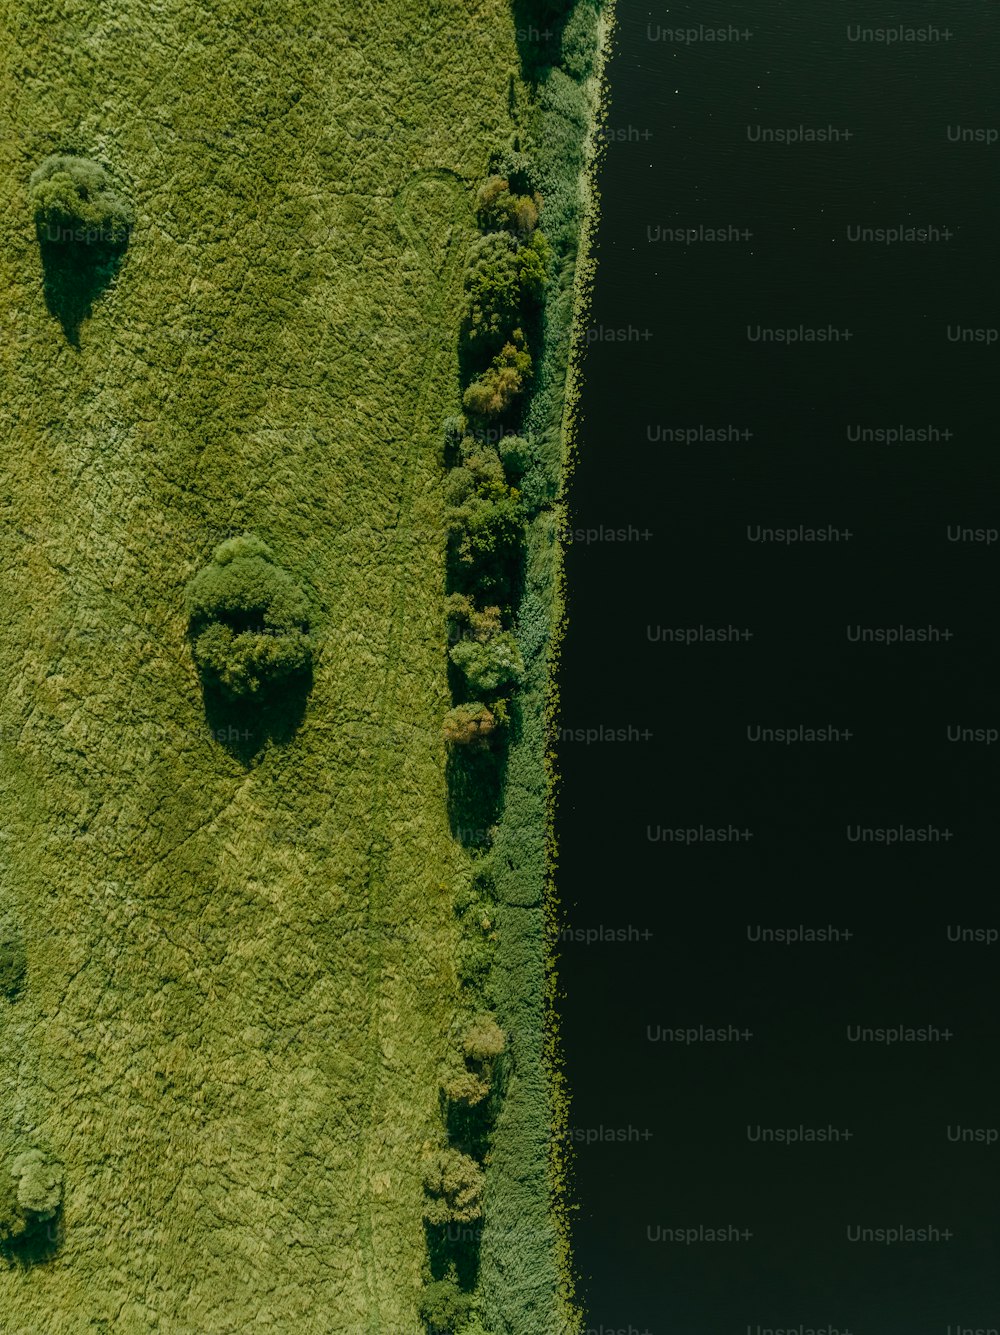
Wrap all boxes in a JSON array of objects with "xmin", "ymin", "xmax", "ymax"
[
  {"xmin": 200, "ymin": 665, "xmax": 313, "ymax": 766},
  {"xmin": 511, "ymin": 0, "xmax": 575, "ymax": 81},
  {"xmin": 446, "ymin": 741, "xmax": 510, "ymax": 849},
  {"xmin": 37, "ymin": 234, "xmax": 127, "ymax": 347},
  {"xmin": 0, "ymin": 1213, "xmax": 62, "ymax": 1269}
]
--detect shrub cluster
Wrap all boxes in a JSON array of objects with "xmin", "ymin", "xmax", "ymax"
[
  {"xmin": 0, "ymin": 941, "xmax": 25, "ymax": 1001},
  {"xmin": 418, "ymin": 1278, "xmax": 474, "ymax": 1334},
  {"xmin": 30, "ymin": 155, "xmax": 133, "ymax": 249},
  {"xmin": 0, "ymin": 1149, "xmax": 63, "ymax": 1245},
  {"xmin": 185, "ymin": 536, "xmax": 313, "ymax": 700},
  {"xmin": 422, "ymin": 1148, "xmax": 485, "ymax": 1226},
  {"xmin": 461, "ymin": 172, "xmax": 550, "ymax": 425}
]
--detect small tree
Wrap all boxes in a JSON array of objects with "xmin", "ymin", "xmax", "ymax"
[
  {"xmin": 419, "ymin": 1277, "xmax": 473, "ymax": 1333},
  {"xmin": 443, "ymin": 1070, "xmax": 491, "ymax": 1107},
  {"xmin": 475, "ymin": 176, "xmax": 541, "ymax": 237},
  {"xmin": 422, "ymin": 1149, "xmax": 484, "ymax": 1225},
  {"xmin": 185, "ymin": 535, "xmax": 313, "ymax": 700},
  {"xmin": 462, "ymin": 332, "xmax": 532, "ymax": 421},
  {"xmin": 0, "ymin": 1149, "xmax": 63, "ymax": 1243},
  {"xmin": 462, "ymin": 1015, "xmax": 506, "ymax": 1064},
  {"xmin": 443, "ymin": 703, "xmax": 496, "ymax": 749},
  {"xmin": 450, "ymin": 631, "xmax": 523, "ymax": 696},
  {"xmin": 30, "ymin": 155, "xmax": 132, "ymax": 249}
]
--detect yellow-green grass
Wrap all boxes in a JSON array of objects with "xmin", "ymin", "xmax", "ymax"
[{"xmin": 0, "ymin": 2, "xmax": 533, "ymax": 1328}]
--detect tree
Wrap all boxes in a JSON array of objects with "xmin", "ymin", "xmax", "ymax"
[
  {"xmin": 185, "ymin": 535, "xmax": 313, "ymax": 699},
  {"xmin": 462, "ymin": 332, "xmax": 532, "ymax": 421},
  {"xmin": 422, "ymin": 1149, "xmax": 485, "ymax": 1225},
  {"xmin": 450, "ymin": 631, "xmax": 523, "ymax": 696},
  {"xmin": 443, "ymin": 703, "xmax": 496, "ymax": 749},
  {"xmin": 0, "ymin": 1149, "xmax": 63, "ymax": 1243},
  {"xmin": 30, "ymin": 155, "xmax": 132, "ymax": 249},
  {"xmin": 419, "ymin": 1277, "xmax": 474, "ymax": 1333},
  {"xmin": 443, "ymin": 1070, "xmax": 490, "ymax": 1107},
  {"xmin": 462, "ymin": 1015, "xmax": 506, "ymax": 1063},
  {"xmin": 475, "ymin": 176, "xmax": 540, "ymax": 237}
]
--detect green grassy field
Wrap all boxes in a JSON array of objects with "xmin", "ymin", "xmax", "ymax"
[{"xmin": 0, "ymin": 0, "xmax": 605, "ymax": 1329}]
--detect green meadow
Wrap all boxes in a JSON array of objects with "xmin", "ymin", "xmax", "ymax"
[{"xmin": 0, "ymin": 0, "xmax": 606, "ymax": 1329}]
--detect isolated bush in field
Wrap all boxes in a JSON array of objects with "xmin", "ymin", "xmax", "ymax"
[
  {"xmin": 419, "ymin": 1276, "xmax": 474, "ymax": 1333},
  {"xmin": 185, "ymin": 535, "xmax": 312, "ymax": 700},
  {"xmin": 422, "ymin": 1148, "xmax": 485, "ymax": 1225},
  {"xmin": 30, "ymin": 155, "xmax": 132, "ymax": 248},
  {"xmin": 462, "ymin": 332, "xmax": 532, "ymax": 421},
  {"xmin": 0, "ymin": 1149, "xmax": 63, "ymax": 1243},
  {"xmin": 462, "ymin": 1015, "xmax": 506, "ymax": 1063},
  {"xmin": 450, "ymin": 631, "xmax": 523, "ymax": 696},
  {"xmin": 0, "ymin": 943, "xmax": 25, "ymax": 1000},
  {"xmin": 443, "ymin": 1069, "xmax": 491, "ymax": 1107},
  {"xmin": 443, "ymin": 703, "xmax": 496, "ymax": 749}
]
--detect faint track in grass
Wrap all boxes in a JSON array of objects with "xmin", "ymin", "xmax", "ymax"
[{"xmin": 355, "ymin": 167, "xmax": 471, "ymax": 1331}]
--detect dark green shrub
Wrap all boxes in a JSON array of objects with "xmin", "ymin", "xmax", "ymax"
[
  {"xmin": 487, "ymin": 147, "xmax": 537, "ymax": 197},
  {"xmin": 0, "ymin": 1149, "xmax": 63, "ymax": 1244},
  {"xmin": 30, "ymin": 155, "xmax": 132, "ymax": 249},
  {"xmin": 419, "ymin": 1277, "xmax": 474, "ymax": 1333},
  {"xmin": 462, "ymin": 233, "xmax": 549, "ymax": 359},
  {"xmin": 475, "ymin": 176, "xmax": 540, "ymax": 237},
  {"xmin": 496, "ymin": 434, "xmax": 532, "ymax": 479},
  {"xmin": 443, "ymin": 703, "xmax": 496, "ymax": 749},
  {"xmin": 450, "ymin": 631, "xmax": 523, "ymax": 696},
  {"xmin": 462, "ymin": 233, "xmax": 523, "ymax": 354},
  {"xmin": 0, "ymin": 943, "xmax": 25, "ymax": 1001},
  {"xmin": 462, "ymin": 332, "xmax": 532, "ymax": 421},
  {"xmin": 422, "ymin": 1149, "xmax": 484, "ymax": 1225},
  {"xmin": 185, "ymin": 536, "xmax": 312, "ymax": 700},
  {"xmin": 445, "ymin": 445, "xmax": 524, "ymax": 595}
]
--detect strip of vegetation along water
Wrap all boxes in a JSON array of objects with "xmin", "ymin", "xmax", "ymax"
[{"xmin": 440, "ymin": 1, "xmax": 617, "ymax": 1331}]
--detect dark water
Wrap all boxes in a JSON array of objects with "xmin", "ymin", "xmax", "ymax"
[{"xmin": 560, "ymin": 3, "xmax": 1000, "ymax": 1331}]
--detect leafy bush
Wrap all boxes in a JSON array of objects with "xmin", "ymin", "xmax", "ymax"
[
  {"xmin": 450, "ymin": 631, "xmax": 523, "ymax": 696},
  {"xmin": 462, "ymin": 1015, "xmax": 506, "ymax": 1063},
  {"xmin": 185, "ymin": 536, "xmax": 313, "ymax": 700},
  {"xmin": 462, "ymin": 232, "xmax": 550, "ymax": 360},
  {"xmin": 0, "ymin": 1149, "xmax": 63, "ymax": 1243},
  {"xmin": 462, "ymin": 332, "xmax": 532, "ymax": 421},
  {"xmin": 475, "ymin": 176, "xmax": 540, "ymax": 237},
  {"xmin": 419, "ymin": 1277, "xmax": 474, "ymax": 1333},
  {"xmin": 422, "ymin": 1149, "xmax": 485, "ymax": 1225},
  {"xmin": 445, "ymin": 446, "xmax": 524, "ymax": 594},
  {"xmin": 30, "ymin": 155, "xmax": 133, "ymax": 248},
  {"xmin": 445, "ymin": 594, "xmax": 503, "ymax": 645},
  {"xmin": 496, "ymin": 434, "xmax": 532, "ymax": 480},
  {"xmin": 443, "ymin": 703, "xmax": 496, "ymax": 749},
  {"xmin": 443, "ymin": 1070, "xmax": 491, "ymax": 1107}
]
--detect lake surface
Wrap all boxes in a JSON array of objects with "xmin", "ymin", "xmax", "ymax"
[{"xmin": 559, "ymin": 2, "xmax": 1000, "ymax": 1330}]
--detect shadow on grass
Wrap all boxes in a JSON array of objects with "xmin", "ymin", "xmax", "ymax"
[
  {"xmin": 0, "ymin": 1215, "xmax": 62, "ymax": 1269},
  {"xmin": 37, "ymin": 235, "xmax": 127, "ymax": 347},
  {"xmin": 423, "ymin": 1219, "xmax": 482, "ymax": 1292},
  {"xmin": 446, "ymin": 742, "xmax": 510, "ymax": 849},
  {"xmin": 201, "ymin": 666, "xmax": 313, "ymax": 766}
]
